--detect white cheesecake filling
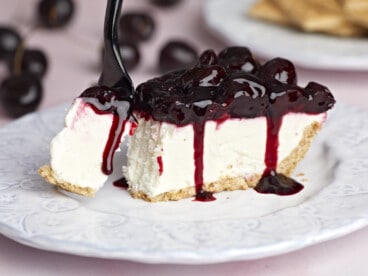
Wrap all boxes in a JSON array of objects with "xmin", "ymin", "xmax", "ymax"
[
  {"xmin": 125, "ymin": 113, "xmax": 325, "ymax": 198},
  {"xmin": 50, "ymin": 98, "xmax": 130, "ymax": 191}
]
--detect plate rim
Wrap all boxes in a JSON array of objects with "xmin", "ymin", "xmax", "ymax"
[{"xmin": 203, "ymin": 0, "xmax": 368, "ymax": 71}]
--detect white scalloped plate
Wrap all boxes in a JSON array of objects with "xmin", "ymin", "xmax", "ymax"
[
  {"xmin": 204, "ymin": 0, "xmax": 368, "ymax": 70},
  {"xmin": 0, "ymin": 103, "xmax": 367, "ymax": 264}
]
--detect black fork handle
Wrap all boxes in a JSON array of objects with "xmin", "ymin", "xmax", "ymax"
[{"xmin": 98, "ymin": 0, "xmax": 133, "ymax": 98}]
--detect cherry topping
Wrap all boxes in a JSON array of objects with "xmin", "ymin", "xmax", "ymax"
[
  {"xmin": 218, "ymin": 46, "xmax": 258, "ymax": 74},
  {"xmin": 258, "ymin": 58, "xmax": 297, "ymax": 85},
  {"xmin": 37, "ymin": 0, "xmax": 75, "ymax": 29},
  {"xmin": 0, "ymin": 26, "xmax": 21, "ymax": 61},
  {"xmin": 150, "ymin": 0, "xmax": 182, "ymax": 7},
  {"xmin": 119, "ymin": 12, "xmax": 155, "ymax": 43},
  {"xmin": 180, "ymin": 65, "xmax": 226, "ymax": 101},
  {"xmin": 135, "ymin": 46, "xmax": 335, "ymax": 125},
  {"xmin": 217, "ymin": 72, "xmax": 267, "ymax": 118},
  {"xmin": 0, "ymin": 74, "xmax": 43, "ymax": 118},
  {"xmin": 159, "ymin": 40, "xmax": 198, "ymax": 73},
  {"xmin": 198, "ymin": 49, "xmax": 217, "ymax": 66},
  {"xmin": 267, "ymin": 84, "xmax": 308, "ymax": 113},
  {"xmin": 304, "ymin": 82, "xmax": 335, "ymax": 113}
]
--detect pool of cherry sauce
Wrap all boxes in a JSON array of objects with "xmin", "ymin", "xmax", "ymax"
[
  {"xmin": 113, "ymin": 177, "xmax": 129, "ymax": 189},
  {"xmin": 134, "ymin": 47, "xmax": 335, "ymax": 201}
]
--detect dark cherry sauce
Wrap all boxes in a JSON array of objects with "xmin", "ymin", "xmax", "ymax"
[
  {"xmin": 263, "ymin": 116, "xmax": 281, "ymax": 174},
  {"xmin": 193, "ymin": 122, "xmax": 216, "ymax": 202},
  {"xmin": 129, "ymin": 121, "xmax": 138, "ymax": 136},
  {"xmin": 113, "ymin": 177, "xmax": 129, "ymax": 189},
  {"xmin": 254, "ymin": 116, "xmax": 304, "ymax": 195},
  {"xmin": 134, "ymin": 47, "xmax": 336, "ymax": 200},
  {"xmin": 195, "ymin": 189, "xmax": 216, "ymax": 202},
  {"xmin": 102, "ymin": 113, "xmax": 127, "ymax": 174},
  {"xmin": 255, "ymin": 172, "xmax": 303, "ymax": 195},
  {"xmin": 215, "ymin": 113, "xmax": 230, "ymax": 130},
  {"xmin": 156, "ymin": 156, "xmax": 164, "ymax": 175}
]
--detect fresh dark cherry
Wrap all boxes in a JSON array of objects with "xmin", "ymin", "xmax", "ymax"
[
  {"xmin": 0, "ymin": 74, "xmax": 43, "ymax": 118},
  {"xmin": 101, "ymin": 41, "xmax": 140, "ymax": 71},
  {"xmin": 258, "ymin": 58, "xmax": 297, "ymax": 85},
  {"xmin": 37, "ymin": 0, "xmax": 75, "ymax": 29},
  {"xmin": 150, "ymin": 0, "xmax": 182, "ymax": 7},
  {"xmin": 118, "ymin": 41, "xmax": 140, "ymax": 71},
  {"xmin": 9, "ymin": 48, "xmax": 48, "ymax": 78},
  {"xmin": 119, "ymin": 12, "xmax": 155, "ymax": 43},
  {"xmin": 159, "ymin": 40, "xmax": 198, "ymax": 73},
  {"xmin": 198, "ymin": 49, "xmax": 217, "ymax": 66},
  {"xmin": 0, "ymin": 26, "xmax": 21, "ymax": 61},
  {"xmin": 217, "ymin": 46, "xmax": 258, "ymax": 74}
]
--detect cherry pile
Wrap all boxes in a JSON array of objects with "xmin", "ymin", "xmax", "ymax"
[
  {"xmin": 0, "ymin": 0, "xmax": 75, "ymax": 118},
  {"xmin": 110, "ymin": 0, "xmax": 197, "ymax": 73},
  {"xmin": 134, "ymin": 46, "xmax": 335, "ymax": 125}
]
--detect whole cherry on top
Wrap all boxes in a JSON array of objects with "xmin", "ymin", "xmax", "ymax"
[{"xmin": 0, "ymin": 0, "xmax": 75, "ymax": 118}]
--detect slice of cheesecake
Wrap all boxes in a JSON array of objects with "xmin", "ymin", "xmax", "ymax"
[
  {"xmin": 39, "ymin": 86, "xmax": 131, "ymax": 196},
  {"xmin": 39, "ymin": 47, "xmax": 335, "ymax": 202},
  {"xmin": 125, "ymin": 47, "xmax": 335, "ymax": 202}
]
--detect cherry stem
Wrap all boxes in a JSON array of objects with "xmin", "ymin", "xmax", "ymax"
[
  {"xmin": 13, "ymin": 40, "xmax": 25, "ymax": 75},
  {"xmin": 13, "ymin": 25, "xmax": 39, "ymax": 76},
  {"xmin": 98, "ymin": 0, "xmax": 133, "ymax": 98}
]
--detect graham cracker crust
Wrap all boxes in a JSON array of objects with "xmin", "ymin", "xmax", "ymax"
[
  {"xmin": 129, "ymin": 121, "xmax": 322, "ymax": 202},
  {"xmin": 129, "ymin": 176, "xmax": 259, "ymax": 203},
  {"xmin": 38, "ymin": 165, "xmax": 96, "ymax": 197}
]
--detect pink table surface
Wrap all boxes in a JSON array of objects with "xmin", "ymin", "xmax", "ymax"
[{"xmin": 0, "ymin": 0, "xmax": 368, "ymax": 275}]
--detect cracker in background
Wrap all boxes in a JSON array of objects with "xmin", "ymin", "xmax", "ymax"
[
  {"xmin": 271, "ymin": 0, "xmax": 342, "ymax": 31},
  {"xmin": 305, "ymin": 0, "xmax": 342, "ymax": 13},
  {"xmin": 343, "ymin": 0, "xmax": 368, "ymax": 28},
  {"xmin": 275, "ymin": 0, "xmax": 366, "ymax": 36},
  {"xmin": 248, "ymin": 0, "xmax": 289, "ymax": 25},
  {"xmin": 326, "ymin": 19, "xmax": 367, "ymax": 36},
  {"xmin": 248, "ymin": 0, "xmax": 366, "ymax": 36}
]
